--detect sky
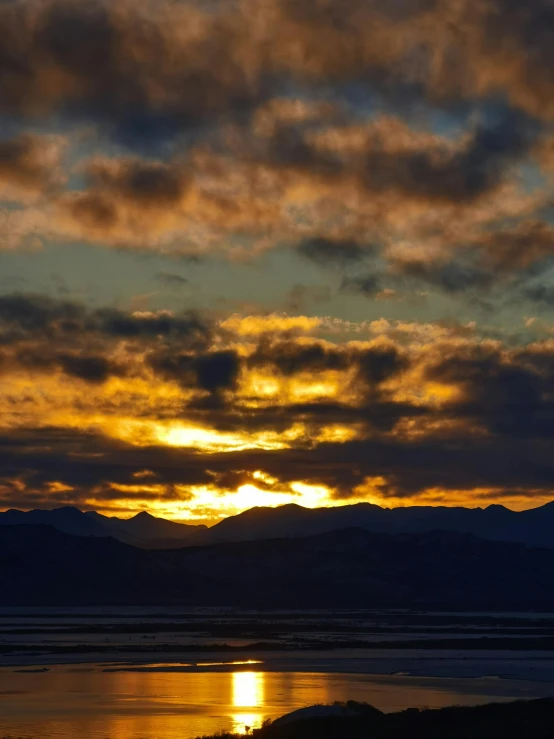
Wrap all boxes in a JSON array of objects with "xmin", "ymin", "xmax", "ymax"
[{"xmin": 1, "ymin": 0, "xmax": 554, "ymax": 523}]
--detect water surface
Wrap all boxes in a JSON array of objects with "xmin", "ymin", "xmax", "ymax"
[
  {"xmin": 2, "ymin": 608, "xmax": 554, "ymax": 738},
  {"xmin": 1, "ymin": 663, "xmax": 553, "ymax": 739}
]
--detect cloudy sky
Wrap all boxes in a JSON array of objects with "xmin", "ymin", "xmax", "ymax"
[{"xmin": 1, "ymin": 0, "xmax": 554, "ymax": 522}]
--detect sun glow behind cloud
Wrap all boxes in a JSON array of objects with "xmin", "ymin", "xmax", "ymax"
[
  {"xmin": 179, "ymin": 479, "xmax": 332, "ymax": 520},
  {"xmin": 159, "ymin": 425, "xmax": 286, "ymax": 452},
  {"xmin": 0, "ymin": 288, "xmax": 553, "ymax": 520},
  {"xmin": 104, "ymin": 418, "xmax": 358, "ymax": 454},
  {"xmin": 89, "ymin": 475, "xmax": 336, "ymax": 523},
  {"xmin": 2, "ymin": 0, "xmax": 554, "ymax": 529}
]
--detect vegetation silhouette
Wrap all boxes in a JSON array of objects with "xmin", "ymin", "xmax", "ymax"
[{"xmin": 194, "ymin": 699, "xmax": 554, "ymax": 739}]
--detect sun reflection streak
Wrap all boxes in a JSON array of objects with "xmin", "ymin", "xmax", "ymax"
[{"xmin": 232, "ymin": 671, "xmax": 265, "ymax": 734}]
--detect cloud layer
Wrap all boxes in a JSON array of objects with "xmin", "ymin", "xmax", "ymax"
[
  {"xmin": 0, "ymin": 294, "xmax": 552, "ymax": 520},
  {"xmin": 1, "ymin": 0, "xmax": 554, "ymax": 519}
]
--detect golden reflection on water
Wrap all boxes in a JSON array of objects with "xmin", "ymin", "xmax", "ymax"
[
  {"xmin": 0, "ymin": 664, "xmax": 544, "ymax": 739},
  {"xmin": 106, "ymin": 660, "xmax": 263, "ymax": 671},
  {"xmin": 232, "ymin": 671, "xmax": 265, "ymax": 733}
]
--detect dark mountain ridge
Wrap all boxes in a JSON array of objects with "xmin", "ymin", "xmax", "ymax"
[
  {"xmin": 86, "ymin": 509, "xmax": 206, "ymax": 547},
  {"xmin": 3, "ymin": 524, "xmax": 554, "ymax": 608},
  {"xmin": 0, "ymin": 506, "xmax": 206, "ymax": 548},
  {"xmin": 202, "ymin": 500, "xmax": 554, "ymax": 548},
  {"xmin": 2, "ymin": 499, "xmax": 554, "ymax": 550}
]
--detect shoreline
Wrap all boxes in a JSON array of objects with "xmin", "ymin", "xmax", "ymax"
[{"xmin": 2, "ymin": 648, "xmax": 554, "ymax": 684}]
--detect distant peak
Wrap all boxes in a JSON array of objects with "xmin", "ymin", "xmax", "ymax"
[
  {"xmin": 51, "ymin": 506, "xmax": 85, "ymax": 515},
  {"xmin": 133, "ymin": 511, "xmax": 155, "ymax": 520},
  {"xmin": 523, "ymin": 499, "xmax": 554, "ymax": 514},
  {"xmin": 241, "ymin": 503, "xmax": 307, "ymax": 517}
]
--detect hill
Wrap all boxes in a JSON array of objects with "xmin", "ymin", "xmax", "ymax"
[
  {"xmin": 5, "ymin": 500, "xmax": 554, "ymax": 551},
  {"xmin": 3, "ymin": 524, "xmax": 554, "ymax": 607},
  {"xmin": 201, "ymin": 500, "xmax": 554, "ymax": 548},
  {"xmin": 0, "ymin": 506, "xmax": 205, "ymax": 548},
  {"xmin": 195, "ymin": 699, "xmax": 554, "ymax": 739}
]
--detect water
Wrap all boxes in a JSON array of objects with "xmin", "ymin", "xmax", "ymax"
[
  {"xmin": 0, "ymin": 663, "xmax": 553, "ymax": 739},
  {"xmin": 2, "ymin": 608, "xmax": 554, "ymax": 738}
]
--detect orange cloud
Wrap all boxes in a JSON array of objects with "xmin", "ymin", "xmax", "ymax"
[{"xmin": 220, "ymin": 313, "xmax": 323, "ymax": 336}]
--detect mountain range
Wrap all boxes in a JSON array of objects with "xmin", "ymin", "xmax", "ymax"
[
  {"xmin": 2, "ymin": 523, "xmax": 554, "ymax": 607},
  {"xmin": 0, "ymin": 506, "xmax": 206, "ymax": 548},
  {"xmin": 2, "ymin": 500, "xmax": 554, "ymax": 549}
]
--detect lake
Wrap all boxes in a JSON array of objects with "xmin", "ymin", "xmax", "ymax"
[
  {"xmin": 1, "ymin": 608, "xmax": 554, "ymax": 738},
  {"xmin": 1, "ymin": 661, "xmax": 554, "ymax": 739}
]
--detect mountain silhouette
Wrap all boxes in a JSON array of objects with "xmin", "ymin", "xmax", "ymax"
[
  {"xmin": 0, "ymin": 506, "xmax": 109, "ymax": 537},
  {"xmin": 0, "ymin": 507, "xmax": 205, "ymax": 548},
  {"xmin": 3, "ymin": 524, "xmax": 554, "ymax": 607},
  {"xmin": 200, "ymin": 500, "xmax": 554, "ymax": 548},
  {"xmin": 86, "ymin": 509, "xmax": 206, "ymax": 547},
  {"xmin": 3, "ymin": 500, "xmax": 554, "ymax": 550}
]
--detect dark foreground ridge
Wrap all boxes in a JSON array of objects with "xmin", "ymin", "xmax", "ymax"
[
  {"xmin": 194, "ymin": 699, "xmax": 554, "ymax": 739},
  {"xmin": 4, "ymin": 524, "xmax": 554, "ymax": 608}
]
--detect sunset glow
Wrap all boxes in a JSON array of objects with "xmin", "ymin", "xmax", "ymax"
[
  {"xmin": 0, "ymin": 0, "xmax": 552, "ymax": 524},
  {"xmin": 3, "ymin": 4, "xmax": 554, "ymax": 739}
]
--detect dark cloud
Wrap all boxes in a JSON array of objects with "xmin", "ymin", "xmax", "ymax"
[
  {"xmin": 195, "ymin": 351, "xmax": 240, "ymax": 393},
  {"xmin": 356, "ymin": 345, "xmax": 408, "ymax": 386},
  {"xmin": 1, "ymin": 421, "xmax": 554, "ymax": 509},
  {"xmin": 0, "ymin": 294, "xmax": 210, "ymax": 345},
  {"xmin": 341, "ymin": 274, "xmax": 382, "ymax": 296},
  {"xmin": 263, "ymin": 120, "xmax": 341, "ymax": 174},
  {"xmin": 426, "ymin": 348, "xmax": 554, "ymax": 438},
  {"xmin": 285, "ymin": 284, "xmax": 332, "ymax": 313},
  {"xmin": 11, "ymin": 347, "xmax": 115, "ymax": 384},
  {"xmin": 286, "ymin": 398, "xmax": 425, "ymax": 433},
  {"xmin": 0, "ymin": 294, "xmax": 86, "ymax": 338},
  {"xmin": 95, "ymin": 308, "xmax": 208, "ymax": 344},
  {"xmin": 248, "ymin": 340, "xmax": 406, "ymax": 390},
  {"xmin": 477, "ymin": 221, "xmax": 554, "ymax": 273},
  {"xmin": 276, "ymin": 0, "xmax": 554, "ymax": 124},
  {"xmin": 35, "ymin": 2, "xmax": 116, "ymax": 81},
  {"xmin": 0, "ymin": 0, "xmax": 542, "ymax": 287},
  {"xmin": 249, "ymin": 340, "xmax": 348, "ymax": 376},
  {"xmin": 67, "ymin": 192, "xmax": 118, "ymax": 230},
  {"xmin": 0, "ymin": 294, "xmax": 212, "ymax": 385},
  {"xmin": 61, "ymin": 157, "xmax": 191, "ymax": 236},
  {"xmin": 0, "ymin": 0, "xmax": 546, "ymax": 147},
  {"xmin": 3, "ymin": 0, "xmax": 554, "ymax": 515},
  {"xmin": 0, "ymin": 0, "xmax": 266, "ymax": 146},
  {"xmin": 155, "ymin": 272, "xmax": 189, "ymax": 289},
  {"xmin": 396, "ymin": 261, "xmax": 494, "ymax": 294},
  {"xmin": 521, "ymin": 282, "xmax": 554, "ymax": 306},
  {"xmin": 297, "ymin": 237, "xmax": 369, "ymax": 268},
  {"xmin": 480, "ymin": 0, "xmax": 554, "ymax": 117},
  {"xmin": 0, "ymin": 427, "xmax": 218, "ymax": 500},
  {"xmin": 361, "ymin": 107, "xmax": 539, "ymax": 203},
  {"xmin": 148, "ymin": 349, "xmax": 240, "ymax": 394},
  {"xmin": 0, "ymin": 133, "xmax": 61, "ymax": 193},
  {"xmin": 0, "ymin": 294, "xmax": 410, "ymax": 394},
  {"xmin": 56, "ymin": 353, "xmax": 112, "ymax": 384},
  {"xmin": 0, "ymin": 312, "xmax": 553, "ymax": 508},
  {"xmin": 85, "ymin": 159, "xmax": 188, "ymax": 208},
  {"xmin": 262, "ymin": 104, "xmax": 538, "ymax": 210},
  {"xmin": 176, "ymin": 393, "xmax": 427, "ymax": 438}
]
